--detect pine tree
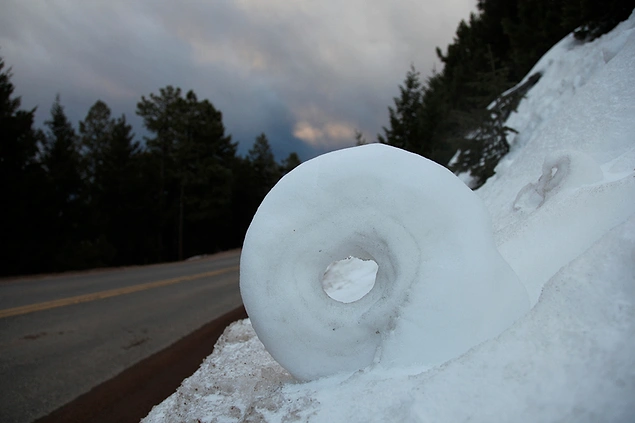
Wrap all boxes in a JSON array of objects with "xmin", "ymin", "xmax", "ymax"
[
  {"xmin": 281, "ymin": 152, "xmax": 302, "ymax": 174},
  {"xmin": 98, "ymin": 114, "xmax": 147, "ymax": 264},
  {"xmin": 562, "ymin": 0, "xmax": 634, "ymax": 40},
  {"xmin": 378, "ymin": 65, "xmax": 424, "ymax": 151},
  {"xmin": 41, "ymin": 95, "xmax": 89, "ymax": 270},
  {"xmin": 78, "ymin": 100, "xmax": 116, "ymax": 263},
  {"xmin": 42, "ymin": 96, "xmax": 84, "ymax": 208},
  {"xmin": 245, "ymin": 133, "xmax": 280, "ymax": 218},
  {"xmin": 137, "ymin": 86, "xmax": 184, "ymax": 260},
  {"xmin": 418, "ymin": 71, "xmax": 454, "ymax": 164},
  {"xmin": 137, "ymin": 87, "xmax": 238, "ymax": 260},
  {"xmin": 177, "ymin": 90, "xmax": 237, "ymax": 257},
  {"xmin": 0, "ymin": 57, "xmax": 49, "ymax": 275},
  {"xmin": 354, "ymin": 130, "xmax": 368, "ymax": 146},
  {"xmin": 248, "ymin": 133, "xmax": 280, "ymax": 194},
  {"xmin": 502, "ymin": 0, "xmax": 569, "ymax": 77},
  {"xmin": 79, "ymin": 100, "xmax": 113, "ymax": 181},
  {"xmin": 0, "ymin": 59, "xmax": 39, "ymax": 173},
  {"xmin": 449, "ymin": 49, "xmax": 541, "ymax": 188}
]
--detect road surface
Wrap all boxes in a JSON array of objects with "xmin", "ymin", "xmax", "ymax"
[{"xmin": 0, "ymin": 250, "xmax": 242, "ymax": 423}]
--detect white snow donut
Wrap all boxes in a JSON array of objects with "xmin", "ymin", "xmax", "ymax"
[{"xmin": 240, "ymin": 144, "xmax": 529, "ymax": 381}]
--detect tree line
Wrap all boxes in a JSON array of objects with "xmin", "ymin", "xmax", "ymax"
[
  {"xmin": 2, "ymin": 0, "xmax": 631, "ymax": 276},
  {"xmin": 1, "ymin": 62, "xmax": 300, "ymax": 277},
  {"xmin": 378, "ymin": 0, "xmax": 633, "ymax": 188}
]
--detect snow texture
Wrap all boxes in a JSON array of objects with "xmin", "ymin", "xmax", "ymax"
[
  {"xmin": 239, "ymin": 143, "xmax": 529, "ymax": 381},
  {"xmin": 144, "ymin": 11, "xmax": 635, "ymax": 423}
]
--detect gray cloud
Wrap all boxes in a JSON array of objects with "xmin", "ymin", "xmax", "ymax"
[{"xmin": 0, "ymin": 0, "xmax": 474, "ymax": 160}]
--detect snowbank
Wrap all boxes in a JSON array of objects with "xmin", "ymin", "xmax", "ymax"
[{"xmin": 143, "ymin": 12, "xmax": 635, "ymax": 423}]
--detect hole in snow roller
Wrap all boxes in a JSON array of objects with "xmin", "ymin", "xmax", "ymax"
[
  {"xmin": 240, "ymin": 144, "xmax": 530, "ymax": 381},
  {"xmin": 321, "ymin": 256, "xmax": 379, "ymax": 303}
]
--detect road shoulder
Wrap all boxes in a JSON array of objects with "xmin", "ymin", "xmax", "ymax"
[{"xmin": 34, "ymin": 305, "xmax": 247, "ymax": 423}]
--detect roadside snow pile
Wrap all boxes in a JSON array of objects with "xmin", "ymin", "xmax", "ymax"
[{"xmin": 143, "ymin": 12, "xmax": 635, "ymax": 423}]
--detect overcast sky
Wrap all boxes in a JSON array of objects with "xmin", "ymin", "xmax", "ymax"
[{"xmin": 0, "ymin": 0, "xmax": 475, "ymax": 160}]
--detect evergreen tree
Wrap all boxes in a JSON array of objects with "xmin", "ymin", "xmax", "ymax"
[
  {"xmin": 0, "ymin": 59, "xmax": 39, "ymax": 172},
  {"xmin": 230, "ymin": 138, "xmax": 301, "ymax": 244},
  {"xmin": 230, "ymin": 156, "xmax": 258, "ymax": 243},
  {"xmin": 246, "ymin": 134, "xmax": 282, "ymax": 219},
  {"xmin": 43, "ymin": 96, "xmax": 83, "ymax": 202},
  {"xmin": 281, "ymin": 152, "xmax": 302, "ymax": 174},
  {"xmin": 137, "ymin": 87, "xmax": 237, "ymax": 260},
  {"xmin": 378, "ymin": 65, "xmax": 424, "ymax": 152},
  {"xmin": 449, "ymin": 49, "xmax": 542, "ymax": 188},
  {"xmin": 448, "ymin": 48, "xmax": 513, "ymax": 186},
  {"xmin": 97, "ymin": 114, "xmax": 148, "ymax": 265},
  {"xmin": 503, "ymin": 0, "xmax": 570, "ymax": 77},
  {"xmin": 41, "ymin": 95, "xmax": 90, "ymax": 270},
  {"xmin": 77, "ymin": 100, "xmax": 116, "ymax": 264},
  {"xmin": 417, "ymin": 71, "xmax": 454, "ymax": 163},
  {"xmin": 79, "ymin": 99, "xmax": 113, "ymax": 179},
  {"xmin": 378, "ymin": 66, "xmax": 455, "ymax": 164},
  {"xmin": 0, "ymin": 57, "xmax": 49, "ymax": 275},
  {"xmin": 562, "ymin": 0, "xmax": 634, "ymax": 40},
  {"xmin": 247, "ymin": 133, "xmax": 280, "ymax": 194},
  {"xmin": 177, "ymin": 90, "xmax": 237, "ymax": 257},
  {"xmin": 137, "ymin": 86, "xmax": 184, "ymax": 261},
  {"xmin": 354, "ymin": 130, "xmax": 368, "ymax": 146}
]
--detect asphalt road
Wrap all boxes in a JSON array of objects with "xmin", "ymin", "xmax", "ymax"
[{"xmin": 0, "ymin": 250, "xmax": 242, "ymax": 423}]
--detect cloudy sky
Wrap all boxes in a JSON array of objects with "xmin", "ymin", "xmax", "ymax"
[{"xmin": 0, "ymin": 0, "xmax": 475, "ymax": 160}]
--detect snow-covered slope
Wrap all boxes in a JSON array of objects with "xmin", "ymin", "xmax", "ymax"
[{"xmin": 143, "ymin": 12, "xmax": 635, "ymax": 423}]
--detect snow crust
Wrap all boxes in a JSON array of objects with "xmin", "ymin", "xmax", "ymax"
[{"xmin": 144, "ymin": 11, "xmax": 635, "ymax": 423}]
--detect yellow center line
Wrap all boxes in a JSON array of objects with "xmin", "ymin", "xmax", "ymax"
[{"xmin": 0, "ymin": 266, "xmax": 240, "ymax": 319}]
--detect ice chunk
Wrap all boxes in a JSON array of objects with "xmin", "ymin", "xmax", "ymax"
[{"xmin": 240, "ymin": 144, "xmax": 529, "ymax": 381}]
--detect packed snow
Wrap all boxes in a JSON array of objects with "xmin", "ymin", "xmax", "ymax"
[
  {"xmin": 240, "ymin": 143, "xmax": 529, "ymax": 381},
  {"xmin": 144, "ymin": 12, "xmax": 635, "ymax": 423}
]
